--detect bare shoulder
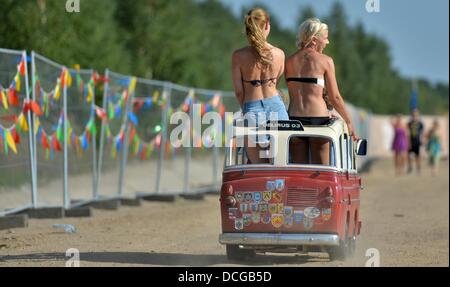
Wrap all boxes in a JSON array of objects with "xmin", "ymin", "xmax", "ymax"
[
  {"xmin": 233, "ymin": 47, "xmax": 252, "ymax": 58},
  {"xmin": 285, "ymin": 50, "xmax": 299, "ymax": 65},
  {"xmin": 272, "ymin": 46, "xmax": 285, "ymax": 58},
  {"xmin": 320, "ymin": 53, "xmax": 334, "ymax": 66}
]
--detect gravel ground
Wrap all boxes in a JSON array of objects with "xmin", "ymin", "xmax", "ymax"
[{"xmin": 0, "ymin": 159, "xmax": 448, "ymax": 267}]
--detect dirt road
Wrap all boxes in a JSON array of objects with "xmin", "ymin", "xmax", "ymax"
[{"xmin": 0, "ymin": 159, "xmax": 448, "ymax": 267}]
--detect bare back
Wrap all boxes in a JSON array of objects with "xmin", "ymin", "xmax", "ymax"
[
  {"xmin": 232, "ymin": 45, "xmax": 285, "ymax": 106},
  {"xmin": 285, "ymin": 49, "xmax": 328, "ymax": 117}
]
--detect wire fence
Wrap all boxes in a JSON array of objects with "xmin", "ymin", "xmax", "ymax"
[
  {"xmin": 0, "ymin": 48, "xmax": 33, "ymax": 216},
  {"xmin": 5, "ymin": 47, "xmax": 432, "ymax": 217}
]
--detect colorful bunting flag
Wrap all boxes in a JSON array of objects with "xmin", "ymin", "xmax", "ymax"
[
  {"xmin": 8, "ymin": 88, "xmax": 19, "ymax": 106},
  {"xmin": 5, "ymin": 129, "xmax": 17, "ymax": 154},
  {"xmin": 1, "ymin": 90, "xmax": 8, "ymax": 109},
  {"xmin": 18, "ymin": 58, "xmax": 26, "ymax": 76}
]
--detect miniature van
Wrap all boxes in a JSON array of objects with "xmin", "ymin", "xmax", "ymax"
[{"xmin": 219, "ymin": 118, "xmax": 367, "ymax": 261}]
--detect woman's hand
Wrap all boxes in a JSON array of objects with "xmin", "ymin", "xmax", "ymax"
[{"xmin": 347, "ymin": 122, "xmax": 359, "ymax": 141}]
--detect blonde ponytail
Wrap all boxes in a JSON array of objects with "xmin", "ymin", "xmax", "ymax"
[{"xmin": 245, "ymin": 8, "xmax": 272, "ymax": 68}]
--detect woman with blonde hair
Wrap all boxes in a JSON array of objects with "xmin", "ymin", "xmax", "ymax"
[
  {"xmin": 231, "ymin": 7, "xmax": 289, "ymax": 163},
  {"xmin": 286, "ymin": 18, "xmax": 357, "ymax": 165}
]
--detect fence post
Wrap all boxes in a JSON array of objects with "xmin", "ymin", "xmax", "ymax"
[
  {"xmin": 62, "ymin": 67, "xmax": 69, "ymax": 209},
  {"xmin": 31, "ymin": 51, "xmax": 38, "ymax": 208},
  {"xmin": 118, "ymin": 77, "xmax": 135, "ymax": 197},
  {"xmin": 25, "ymin": 51, "xmax": 37, "ymax": 209},
  {"xmin": 183, "ymin": 90, "xmax": 193, "ymax": 195},
  {"xmin": 155, "ymin": 82, "xmax": 172, "ymax": 194},
  {"xmin": 95, "ymin": 69, "xmax": 109, "ymax": 200},
  {"xmin": 91, "ymin": 70, "xmax": 98, "ymax": 202}
]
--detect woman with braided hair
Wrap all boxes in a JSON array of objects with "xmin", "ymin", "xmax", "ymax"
[{"xmin": 231, "ymin": 7, "xmax": 288, "ymax": 164}]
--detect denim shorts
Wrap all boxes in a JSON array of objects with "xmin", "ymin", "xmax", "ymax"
[{"xmin": 242, "ymin": 95, "xmax": 289, "ymax": 127}]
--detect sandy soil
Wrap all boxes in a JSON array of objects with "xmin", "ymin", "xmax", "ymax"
[{"xmin": 0, "ymin": 159, "xmax": 448, "ymax": 267}]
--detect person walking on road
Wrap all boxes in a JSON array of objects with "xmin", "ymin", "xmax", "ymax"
[
  {"xmin": 426, "ymin": 119, "xmax": 442, "ymax": 176},
  {"xmin": 391, "ymin": 114, "xmax": 409, "ymax": 176},
  {"xmin": 407, "ymin": 109, "xmax": 424, "ymax": 175}
]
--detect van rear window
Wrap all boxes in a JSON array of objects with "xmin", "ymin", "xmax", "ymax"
[
  {"xmin": 225, "ymin": 135, "xmax": 275, "ymax": 166},
  {"xmin": 288, "ymin": 136, "xmax": 336, "ymax": 167}
]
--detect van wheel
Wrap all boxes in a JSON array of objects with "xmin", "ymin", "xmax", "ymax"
[
  {"xmin": 328, "ymin": 221, "xmax": 352, "ymax": 261},
  {"xmin": 226, "ymin": 245, "xmax": 255, "ymax": 261}
]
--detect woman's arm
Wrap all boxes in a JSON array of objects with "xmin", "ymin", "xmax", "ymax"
[
  {"xmin": 324, "ymin": 56, "xmax": 358, "ymax": 140},
  {"xmin": 231, "ymin": 51, "xmax": 245, "ymax": 109},
  {"xmin": 277, "ymin": 49, "xmax": 285, "ymax": 87}
]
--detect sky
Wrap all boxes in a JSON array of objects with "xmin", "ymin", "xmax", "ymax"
[{"xmin": 219, "ymin": 0, "xmax": 449, "ymax": 85}]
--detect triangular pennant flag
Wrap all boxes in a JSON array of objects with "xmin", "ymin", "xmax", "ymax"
[
  {"xmin": 1, "ymin": 90, "xmax": 8, "ymax": 109},
  {"xmin": 108, "ymin": 102, "xmax": 114, "ymax": 119},
  {"xmin": 152, "ymin": 90, "xmax": 160, "ymax": 103},
  {"xmin": 18, "ymin": 58, "xmax": 26, "ymax": 76},
  {"xmin": 95, "ymin": 106, "xmax": 106, "ymax": 120},
  {"xmin": 115, "ymin": 105, "xmax": 122, "ymax": 118},
  {"xmin": 89, "ymin": 120, "xmax": 97, "ymax": 135},
  {"xmin": 68, "ymin": 127, "xmax": 72, "ymax": 148},
  {"xmin": 0, "ymin": 129, "xmax": 4, "ymax": 154},
  {"xmin": 34, "ymin": 118, "xmax": 40, "ymax": 135},
  {"xmin": 128, "ymin": 77, "xmax": 137, "ymax": 94},
  {"xmin": 8, "ymin": 88, "xmax": 19, "ymax": 106},
  {"xmin": 41, "ymin": 132, "xmax": 50, "ymax": 149},
  {"xmin": 53, "ymin": 135, "xmax": 62, "ymax": 152},
  {"xmin": 65, "ymin": 69, "xmax": 72, "ymax": 87},
  {"xmin": 15, "ymin": 73, "xmax": 21, "ymax": 92},
  {"xmin": 82, "ymin": 134, "xmax": 88, "ymax": 151},
  {"xmin": 30, "ymin": 100, "xmax": 43, "ymax": 116},
  {"xmin": 144, "ymin": 98, "xmax": 153, "ymax": 109},
  {"xmin": 12, "ymin": 128, "xmax": 20, "ymax": 144},
  {"xmin": 18, "ymin": 113, "xmax": 29, "ymax": 132},
  {"xmin": 5, "ymin": 129, "xmax": 18, "ymax": 154},
  {"xmin": 60, "ymin": 70, "xmax": 65, "ymax": 89},
  {"xmin": 54, "ymin": 80, "xmax": 61, "ymax": 101},
  {"xmin": 115, "ymin": 135, "xmax": 122, "ymax": 151},
  {"xmin": 128, "ymin": 112, "xmax": 139, "ymax": 126},
  {"xmin": 87, "ymin": 83, "xmax": 94, "ymax": 103},
  {"xmin": 211, "ymin": 94, "xmax": 221, "ymax": 108},
  {"xmin": 56, "ymin": 126, "xmax": 62, "ymax": 143}
]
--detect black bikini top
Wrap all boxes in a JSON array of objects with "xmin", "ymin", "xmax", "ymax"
[
  {"xmin": 242, "ymin": 77, "xmax": 277, "ymax": 87},
  {"xmin": 286, "ymin": 77, "xmax": 325, "ymax": 87}
]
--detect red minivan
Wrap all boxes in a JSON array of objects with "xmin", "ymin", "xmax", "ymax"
[{"xmin": 219, "ymin": 119, "xmax": 367, "ymax": 261}]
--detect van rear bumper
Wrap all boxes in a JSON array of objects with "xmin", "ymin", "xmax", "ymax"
[{"xmin": 219, "ymin": 233, "xmax": 339, "ymax": 246}]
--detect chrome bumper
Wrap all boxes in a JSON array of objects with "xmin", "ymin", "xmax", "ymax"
[{"xmin": 219, "ymin": 233, "xmax": 340, "ymax": 246}]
